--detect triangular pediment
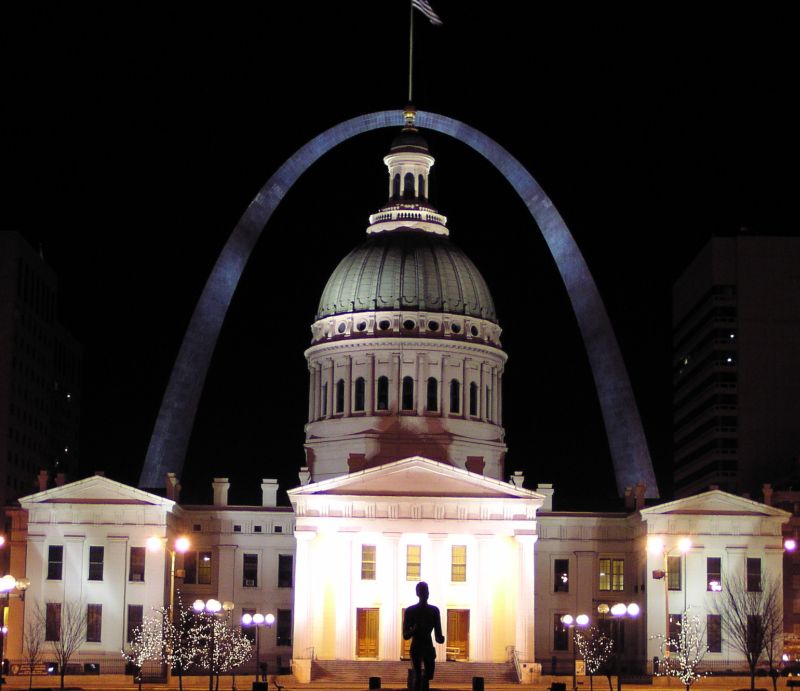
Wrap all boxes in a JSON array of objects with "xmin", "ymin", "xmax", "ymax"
[
  {"xmin": 640, "ymin": 490, "xmax": 790, "ymax": 518},
  {"xmin": 289, "ymin": 456, "xmax": 543, "ymax": 501},
  {"xmin": 18, "ymin": 475, "xmax": 176, "ymax": 509}
]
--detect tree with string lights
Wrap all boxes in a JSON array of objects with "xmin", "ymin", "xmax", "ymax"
[
  {"xmin": 574, "ymin": 626, "xmax": 614, "ymax": 691},
  {"xmin": 653, "ymin": 611, "xmax": 708, "ymax": 691}
]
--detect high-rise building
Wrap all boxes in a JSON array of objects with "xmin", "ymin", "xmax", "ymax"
[
  {"xmin": 673, "ymin": 235, "xmax": 800, "ymax": 498},
  {"xmin": 0, "ymin": 232, "xmax": 82, "ymax": 508}
]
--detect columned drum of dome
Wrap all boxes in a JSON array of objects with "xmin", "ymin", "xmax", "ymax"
[{"xmin": 138, "ymin": 109, "xmax": 659, "ymax": 499}]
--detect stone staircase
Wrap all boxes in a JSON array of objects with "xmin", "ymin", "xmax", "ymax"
[{"xmin": 311, "ymin": 659, "xmax": 518, "ymax": 684}]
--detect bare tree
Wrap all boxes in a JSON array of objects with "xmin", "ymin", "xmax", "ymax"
[
  {"xmin": 710, "ymin": 571, "xmax": 782, "ymax": 691},
  {"xmin": 37, "ymin": 600, "xmax": 87, "ymax": 689},
  {"xmin": 22, "ymin": 613, "xmax": 46, "ymax": 691}
]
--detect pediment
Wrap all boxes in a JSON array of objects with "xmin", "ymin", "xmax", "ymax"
[
  {"xmin": 640, "ymin": 490, "xmax": 790, "ymax": 518},
  {"xmin": 18, "ymin": 475, "xmax": 175, "ymax": 509},
  {"xmin": 289, "ymin": 456, "xmax": 543, "ymax": 501}
]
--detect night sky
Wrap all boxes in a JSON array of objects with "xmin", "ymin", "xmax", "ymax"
[{"xmin": 4, "ymin": 5, "xmax": 798, "ymax": 508}]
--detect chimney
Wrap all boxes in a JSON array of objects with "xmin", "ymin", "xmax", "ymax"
[
  {"xmin": 624, "ymin": 486, "xmax": 634, "ymax": 511},
  {"xmin": 55, "ymin": 472, "xmax": 66, "ymax": 487},
  {"xmin": 166, "ymin": 473, "xmax": 181, "ymax": 502},
  {"xmin": 37, "ymin": 470, "xmax": 49, "ymax": 492},
  {"xmin": 298, "ymin": 467, "xmax": 311, "ymax": 486},
  {"xmin": 762, "ymin": 483, "xmax": 774, "ymax": 506},
  {"xmin": 634, "ymin": 482, "xmax": 646, "ymax": 511},
  {"xmin": 212, "ymin": 478, "xmax": 230, "ymax": 506},
  {"xmin": 510, "ymin": 470, "xmax": 525, "ymax": 488},
  {"xmin": 536, "ymin": 483, "xmax": 554, "ymax": 512},
  {"xmin": 261, "ymin": 479, "xmax": 279, "ymax": 507}
]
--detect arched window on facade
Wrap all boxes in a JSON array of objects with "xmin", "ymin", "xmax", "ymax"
[
  {"xmin": 392, "ymin": 174, "xmax": 401, "ymax": 199},
  {"xmin": 469, "ymin": 382, "xmax": 478, "ymax": 416},
  {"xmin": 336, "ymin": 379, "xmax": 345, "ymax": 414},
  {"xmin": 427, "ymin": 377, "xmax": 438, "ymax": 412},
  {"xmin": 450, "ymin": 379, "xmax": 460, "ymax": 414},
  {"xmin": 402, "ymin": 376, "xmax": 414, "ymax": 411},
  {"xmin": 403, "ymin": 172, "xmax": 415, "ymax": 198},
  {"xmin": 354, "ymin": 377, "xmax": 365, "ymax": 412},
  {"xmin": 418, "ymin": 174, "xmax": 426, "ymax": 199},
  {"xmin": 377, "ymin": 376, "xmax": 389, "ymax": 411},
  {"xmin": 321, "ymin": 383, "xmax": 328, "ymax": 416}
]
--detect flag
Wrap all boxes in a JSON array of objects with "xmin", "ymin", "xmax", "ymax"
[{"xmin": 411, "ymin": 0, "xmax": 443, "ymax": 26}]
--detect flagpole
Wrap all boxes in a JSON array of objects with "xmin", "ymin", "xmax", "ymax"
[{"xmin": 408, "ymin": 0, "xmax": 414, "ymax": 103}]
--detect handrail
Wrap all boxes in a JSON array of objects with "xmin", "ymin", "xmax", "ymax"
[{"xmin": 508, "ymin": 645, "xmax": 523, "ymax": 682}]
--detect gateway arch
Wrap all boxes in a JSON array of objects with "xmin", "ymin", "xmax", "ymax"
[{"xmin": 138, "ymin": 110, "xmax": 659, "ymax": 498}]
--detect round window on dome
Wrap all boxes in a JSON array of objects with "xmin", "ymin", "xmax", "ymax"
[
  {"xmin": 337, "ymin": 323, "xmax": 346, "ymax": 334},
  {"xmin": 451, "ymin": 323, "xmax": 461, "ymax": 334},
  {"xmin": 356, "ymin": 321, "xmax": 367, "ymax": 332},
  {"xmin": 470, "ymin": 325, "xmax": 479, "ymax": 337},
  {"xmin": 428, "ymin": 321, "xmax": 439, "ymax": 331},
  {"xmin": 403, "ymin": 319, "xmax": 416, "ymax": 331},
  {"xmin": 378, "ymin": 319, "xmax": 391, "ymax": 331}
]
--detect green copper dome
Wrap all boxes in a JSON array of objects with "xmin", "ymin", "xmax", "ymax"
[{"xmin": 316, "ymin": 229, "xmax": 497, "ymax": 322}]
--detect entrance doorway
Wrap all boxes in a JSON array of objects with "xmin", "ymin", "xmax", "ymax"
[
  {"xmin": 446, "ymin": 609, "xmax": 469, "ymax": 660},
  {"xmin": 356, "ymin": 608, "xmax": 380, "ymax": 658}
]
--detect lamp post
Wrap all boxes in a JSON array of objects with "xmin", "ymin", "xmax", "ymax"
[
  {"xmin": 193, "ymin": 598, "xmax": 234, "ymax": 691},
  {"xmin": 241, "ymin": 612, "xmax": 275, "ymax": 684},
  {"xmin": 560, "ymin": 613, "xmax": 589, "ymax": 691},
  {"xmin": 647, "ymin": 536, "xmax": 691, "ymax": 663},
  {"xmin": 607, "ymin": 602, "xmax": 639, "ymax": 691},
  {"xmin": 148, "ymin": 535, "xmax": 189, "ymax": 683},
  {"xmin": 0, "ymin": 574, "xmax": 30, "ymax": 684}
]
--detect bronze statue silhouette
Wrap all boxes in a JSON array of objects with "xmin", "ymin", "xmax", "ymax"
[{"xmin": 403, "ymin": 582, "xmax": 445, "ymax": 690}]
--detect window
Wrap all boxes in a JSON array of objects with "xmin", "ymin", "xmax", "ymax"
[
  {"xmin": 193, "ymin": 523, "xmax": 202, "ymax": 532},
  {"xmin": 668, "ymin": 613, "xmax": 682, "ymax": 652},
  {"xmin": 243, "ymin": 553, "xmax": 258, "ymax": 587},
  {"xmin": 241, "ymin": 608, "xmax": 256, "ymax": 643},
  {"xmin": 87, "ymin": 604, "xmax": 102, "ymax": 643},
  {"xmin": 668, "ymin": 555, "xmax": 682, "ymax": 591},
  {"xmin": 277, "ymin": 608, "xmax": 292, "ymax": 646},
  {"xmin": 254, "ymin": 525, "xmax": 262, "ymax": 533},
  {"xmin": 45, "ymin": 602, "xmax": 61, "ymax": 641},
  {"xmin": 361, "ymin": 545, "xmax": 376, "ymax": 580},
  {"xmin": 184, "ymin": 551, "xmax": 212, "ymax": 585},
  {"xmin": 278, "ymin": 554, "xmax": 293, "ymax": 587},
  {"xmin": 129, "ymin": 547, "xmax": 145, "ymax": 582},
  {"xmin": 392, "ymin": 174, "xmax": 401, "ymax": 199},
  {"xmin": 450, "ymin": 380, "xmax": 460, "ymax": 413},
  {"xmin": 418, "ymin": 174, "xmax": 425, "ymax": 199},
  {"xmin": 354, "ymin": 377, "xmax": 365, "ymax": 411},
  {"xmin": 707, "ymin": 614, "xmax": 722, "ymax": 652},
  {"xmin": 599, "ymin": 558, "xmax": 624, "ymax": 591},
  {"xmin": 402, "ymin": 376, "xmax": 414, "ymax": 411},
  {"xmin": 321, "ymin": 383, "xmax": 328, "ymax": 415},
  {"xmin": 553, "ymin": 614, "xmax": 569, "ymax": 651},
  {"xmin": 47, "ymin": 545, "xmax": 63, "ymax": 580},
  {"xmin": 403, "ymin": 172, "xmax": 415, "ymax": 198},
  {"xmin": 336, "ymin": 379, "xmax": 345, "ymax": 413},
  {"xmin": 88, "ymin": 546, "xmax": 104, "ymax": 581},
  {"xmin": 426, "ymin": 377, "xmax": 438, "ymax": 412},
  {"xmin": 127, "ymin": 605, "xmax": 143, "ymax": 643},
  {"xmin": 707, "ymin": 557, "xmax": 722, "ymax": 591},
  {"xmin": 554, "ymin": 559, "xmax": 569, "ymax": 593},
  {"xmin": 406, "ymin": 545, "xmax": 421, "ymax": 581},
  {"xmin": 233, "ymin": 524, "xmax": 242, "ymax": 532},
  {"xmin": 451, "ymin": 545, "xmax": 466, "ymax": 582},
  {"xmin": 747, "ymin": 558, "xmax": 761, "ymax": 592},
  {"xmin": 377, "ymin": 376, "xmax": 389, "ymax": 410},
  {"xmin": 469, "ymin": 382, "xmax": 478, "ymax": 416}
]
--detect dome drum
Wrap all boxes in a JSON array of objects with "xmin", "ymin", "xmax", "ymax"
[{"xmin": 310, "ymin": 311, "xmax": 503, "ymax": 347}]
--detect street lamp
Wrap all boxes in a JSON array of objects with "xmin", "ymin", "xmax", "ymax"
[
  {"xmin": 0, "ymin": 575, "xmax": 30, "ymax": 684},
  {"xmin": 560, "ymin": 613, "xmax": 589, "ymax": 691},
  {"xmin": 193, "ymin": 598, "xmax": 235, "ymax": 691},
  {"xmin": 648, "ymin": 536, "xmax": 691, "ymax": 659},
  {"xmin": 241, "ymin": 611, "xmax": 275, "ymax": 682},
  {"xmin": 608, "ymin": 602, "xmax": 639, "ymax": 691}
]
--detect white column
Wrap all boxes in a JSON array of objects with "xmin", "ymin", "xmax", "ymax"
[
  {"xmin": 335, "ymin": 531, "xmax": 355, "ymax": 659},
  {"xmin": 515, "ymin": 533, "xmax": 537, "ymax": 661},
  {"xmin": 383, "ymin": 533, "xmax": 401, "ymax": 659},
  {"xmin": 393, "ymin": 353, "xmax": 401, "ymax": 413},
  {"xmin": 308, "ymin": 366, "xmax": 316, "ymax": 421},
  {"xmin": 326, "ymin": 359, "xmax": 334, "ymax": 418},
  {"xmin": 416, "ymin": 353, "xmax": 425, "ymax": 415},
  {"xmin": 216, "ymin": 545, "xmax": 237, "ymax": 603},
  {"xmin": 479, "ymin": 362, "xmax": 486, "ymax": 420},
  {"xmin": 366, "ymin": 354, "xmax": 375, "ymax": 414},
  {"xmin": 108, "ymin": 536, "xmax": 128, "ymax": 657},
  {"xmin": 439, "ymin": 355, "xmax": 446, "ymax": 415},
  {"xmin": 293, "ymin": 531, "xmax": 317, "ymax": 658},
  {"xmin": 344, "ymin": 355, "xmax": 352, "ymax": 415},
  {"xmin": 475, "ymin": 534, "xmax": 493, "ymax": 660},
  {"xmin": 429, "ymin": 534, "xmax": 448, "ymax": 661}
]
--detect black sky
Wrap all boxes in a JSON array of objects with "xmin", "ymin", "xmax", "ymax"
[{"xmin": 3, "ymin": 4, "xmax": 798, "ymax": 507}]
